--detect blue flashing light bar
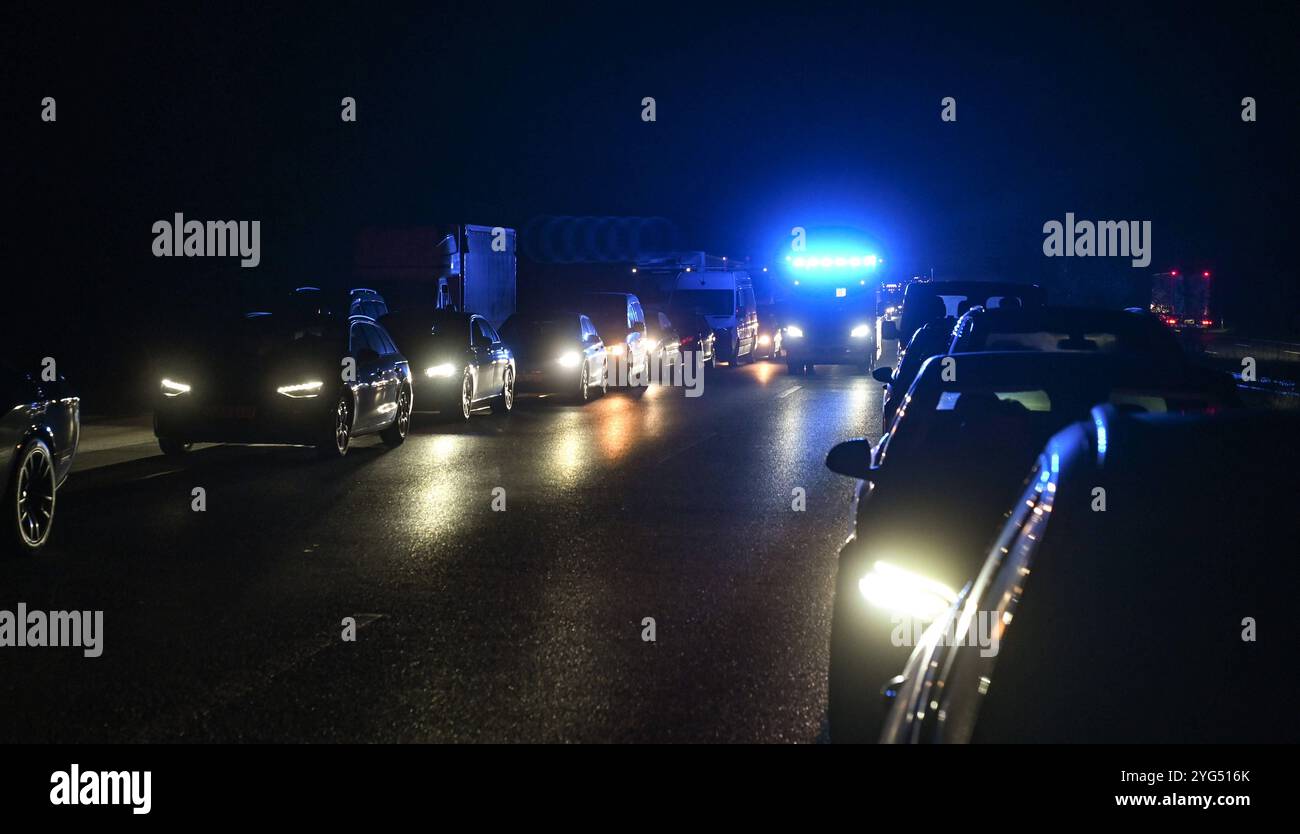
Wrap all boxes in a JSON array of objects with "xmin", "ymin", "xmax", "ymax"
[{"xmin": 784, "ymin": 254, "xmax": 880, "ymax": 269}]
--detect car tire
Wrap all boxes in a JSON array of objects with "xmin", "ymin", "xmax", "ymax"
[
  {"xmin": 491, "ymin": 368, "xmax": 515, "ymax": 415},
  {"xmin": 439, "ymin": 369, "xmax": 474, "ymax": 422},
  {"xmin": 380, "ymin": 384, "xmax": 412, "ymax": 447},
  {"xmin": 599, "ymin": 362, "xmax": 609, "ymax": 396},
  {"xmin": 158, "ymin": 437, "xmax": 192, "ymax": 457},
  {"xmin": 316, "ymin": 392, "xmax": 353, "ymax": 459},
  {"xmin": 3, "ymin": 439, "xmax": 57, "ymax": 557},
  {"xmin": 576, "ymin": 364, "xmax": 591, "ymax": 403}
]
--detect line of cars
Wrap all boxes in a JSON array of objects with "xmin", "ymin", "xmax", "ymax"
[
  {"xmin": 0, "ymin": 280, "xmax": 745, "ymax": 557},
  {"xmin": 149, "ymin": 287, "xmax": 742, "ymax": 461},
  {"xmin": 822, "ymin": 279, "xmax": 1299, "ymax": 743}
]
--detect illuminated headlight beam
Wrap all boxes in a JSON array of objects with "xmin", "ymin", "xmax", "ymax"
[{"xmin": 858, "ymin": 561, "xmax": 957, "ymax": 620}]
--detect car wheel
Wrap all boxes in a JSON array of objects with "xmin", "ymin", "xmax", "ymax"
[
  {"xmin": 317, "ymin": 392, "xmax": 352, "ymax": 458},
  {"xmin": 381, "ymin": 384, "xmax": 412, "ymax": 447},
  {"xmin": 158, "ymin": 437, "xmax": 191, "ymax": 457},
  {"xmin": 4, "ymin": 439, "xmax": 57, "ymax": 556},
  {"xmin": 440, "ymin": 369, "xmax": 474, "ymax": 422},
  {"xmin": 576, "ymin": 364, "xmax": 591, "ymax": 403},
  {"xmin": 492, "ymin": 368, "xmax": 515, "ymax": 414},
  {"xmin": 599, "ymin": 361, "xmax": 609, "ymax": 396}
]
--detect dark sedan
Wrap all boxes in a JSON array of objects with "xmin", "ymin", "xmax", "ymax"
[
  {"xmin": 674, "ymin": 311, "xmax": 716, "ymax": 369},
  {"xmin": 1, "ymin": 363, "xmax": 80, "ymax": 555},
  {"xmin": 825, "ymin": 351, "xmax": 1239, "ymax": 742},
  {"xmin": 882, "ymin": 408, "xmax": 1300, "ymax": 743},
  {"xmin": 500, "ymin": 312, "xmax": 607, "ymax": 402},
  {"xmin": 381, "ymin": 309, "xmax": 516, "ymax": 421},
  {"xmin": 154, "ymin": 312, "xmax": 413, "ymax": 458}
]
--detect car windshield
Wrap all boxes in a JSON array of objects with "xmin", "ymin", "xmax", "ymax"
[
  {"xmin": 382, "ymin": 312, "xmax": 469, "ymax": 348},
  {"xmin": 501, "ymin": 318, "xmax": 575, "ymax": 344},
  {"xmin": 671, "ymin": 290, "xmax": 732, "ymax": 317},
  {"xmin": 236, "ymin": 315, "xmax": 345, "ymax": 355}
]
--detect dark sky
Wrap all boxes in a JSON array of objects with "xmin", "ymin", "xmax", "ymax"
[{"xmin": 8, "ymin": 2, "xmax": 1298, "ymax": 381}]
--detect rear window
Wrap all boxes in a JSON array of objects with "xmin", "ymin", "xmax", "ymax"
[{"xmin": 980, "ymin": 330, "xmax": 1122, "ymax": 352}]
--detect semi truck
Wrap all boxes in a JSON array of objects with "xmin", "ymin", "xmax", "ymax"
[
  {"xmin": 353, "ymin": 224, "xmax": 517, "ymax": 327},
  {"xmin": 1150, "ymin": 269, "xmax": 1213, "ymax": 329}
]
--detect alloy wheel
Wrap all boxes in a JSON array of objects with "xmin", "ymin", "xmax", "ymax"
[{"xmin": 16, "ymin": 445, "xmax": 55, "ymax": 548}]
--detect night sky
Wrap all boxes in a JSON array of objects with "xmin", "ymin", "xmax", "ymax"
[{"xmin": 9, "ymin": 3, "xmax": 1297, "ymax": 404}]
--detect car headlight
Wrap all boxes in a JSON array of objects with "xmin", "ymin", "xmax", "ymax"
[
  {"xmin": 785, "ymin": 325, "xmax": 804, "ymax": 338},
  {"xmin": 758, "ymin": 333, "xmax": 771, "ymax": 346},
  {"xmin": 161, "ymin": 378, "xmax": 192, "ymax": 397},
  {"xmin": 277, "ymin": 380, "xmax": 324, "ymax": 398},
  {"xmin": 557, "ymin": 351, "xmax": 581, "ymax": 368},
  {"xmin": 858, "ymin": 561, "xmax": 957, "ymax": 620},
  {"xmin": 425, "ymin": 363, "xmax": 456, "ymax": 378},
  {"xmin": 851, "ymin": 324, "xmax": 871, "ymax": 339},
  {"xmin": 609, "ymin": 344, "xmax": 626, "ymax": 357}
]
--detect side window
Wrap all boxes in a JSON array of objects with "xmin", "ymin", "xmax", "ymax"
[
  {"xmin": 743, "ymin": 288, "xmax": 756, "ymax": 310},
  {"xmin": 581, "ymin": 316, "xmax": 597, "ymax": 340},
  {"xmin": 349, "ymin": 323, "xmax": 367, "ymax": 355},
  {"xmin": 629, "ymin": 300, "xmax": 645, "ymax": 327},
  {"xmin": 473, "ymin": 318, "xmax": 497, "ymax": 346},
  {"xmin": 373, "ymin": 326, "xmax": 398, "ymax": 356},
  {"xmin": 361, "ymin": 323, "xmax": 387, "ymax": 356}
]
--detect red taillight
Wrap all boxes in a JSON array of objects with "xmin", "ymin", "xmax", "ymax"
[
  {"xmin": 1201, "ymin": 319, "xmax": 1213, "ymax": 327},
  {"xmin": 680, "ymin": 335, "xmax": 696, "ymax": 346}
]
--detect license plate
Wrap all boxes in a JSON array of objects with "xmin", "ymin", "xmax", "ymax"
[{"xmin": 209, "ymin": 405, "xmax": 256, "ymax": 420}]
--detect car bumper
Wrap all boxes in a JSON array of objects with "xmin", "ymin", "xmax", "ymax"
[
  {"xmin": 784, "ymin": 339, "xmax": 871, "ymax": 364},
  {"xmin": 154, "ymin": 395, "xmax": 331, "ymax": 444}
]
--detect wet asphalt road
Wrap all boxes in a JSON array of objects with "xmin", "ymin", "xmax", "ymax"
[{"xmin": 0, "ymin": 359, "xmax": 885, "ymax": 742}]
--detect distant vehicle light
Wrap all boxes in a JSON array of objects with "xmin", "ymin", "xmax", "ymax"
[
  {"xmin": 851, "ymin": 324, "xmax": 871, "ymax": 338},
  {"xmin": 609, "ymin": 344, "xmax": 626, "ymax": 356},
  {"xmin": 885, "ymin": 306, "xmax": 897, "ymax": 315},
  {"xmin": 277, "ymin": 380, "xmax": 324, "ymax": 398},
  {"xmin": 785, "ymin": 325, "xmax": 805, "ymax": 338},
  {"xmin": 425, "ymin": 363, "xmax": 457, "ymax": 378},
  {"xmin": 557, "ymin": 351, "xmax": 581, "ymax": 368},
  {"xmin": 1201, "ymin": 318, "xmax": 1213, "ymax": 327},
  {"xmin": 758, "ymin": 333, "xmax": 772, "ymax": 346},
  {"xmin": 836, "ymin": 287, "xmax": 847, "ymax": 297},
  {"xmin": 160, "ymin": 378, "xmax": 191, "ymax": 397},
  {"xmin": 1203, "ymin": 271, "xmax": 1211, "ymax": 278},
  {"xmin": 644, "ymin": 338, "xmax": 659, "ymax": 351},
  {"xmin": 858, "ymin": 561, "xmax": 957, "ymax": 620}
]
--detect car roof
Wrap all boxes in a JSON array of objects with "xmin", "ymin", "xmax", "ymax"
[
  {"xmin": 905, "ymin": 280, "xmax": 1042, "ymax": 297},
  {"xmin": 958, "ymin": 305, "xmax": 1156, "ymax": 330},
  {"xmin": 912, "ymin": 350, "xmax": 1195, "ymax": 389}
]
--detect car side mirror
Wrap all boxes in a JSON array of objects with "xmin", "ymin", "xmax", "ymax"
[
  {"xmin": 825, "ymin": 438, "xmax": 875, "ymax": 480},
  {"xmin": 881, "ymin": 319, "xmax": 899, "ymax": 341},
  {"xmin": 872, "ymin": 366, "xmax": 894, "ymax": 384}
]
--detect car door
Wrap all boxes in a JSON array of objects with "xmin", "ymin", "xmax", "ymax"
[
  {"xmin": 580, "ymin": 316, "xmax": 603, "ymax": 380},
  {"xmin": 470, "ymin": 317, "xmax": 498, "ymax": 398},
  {"xmin": 370, "ymin": 324, "xmax": 404, "ymax": 424},
  {"xmin": 348, "ymin": 322, "xmax": 385, "ymax": 432},
  {"xmin": 628, "ymin": 298, "xmax": 648, "ymax": 376},
  {"xmin": 480, "ymin": 319, "xmax": 508, "ymax": 391}
]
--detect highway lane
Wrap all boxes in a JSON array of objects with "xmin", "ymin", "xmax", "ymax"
[{"xmin": 0, "ymin": 359, "xmax": 885, "ymax": 742}]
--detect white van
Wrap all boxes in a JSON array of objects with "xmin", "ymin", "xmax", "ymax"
[{"xmin": 668, "ymin": 269, "xmax": 758, "ymax": 365}]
